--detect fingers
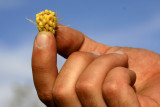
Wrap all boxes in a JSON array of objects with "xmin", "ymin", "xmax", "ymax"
[
  {"xmin": 52, "ymin": 52, "xmax": 99, "ymax": 107},
  {"xmin": 55, "ymin": 25, "xmax": 111, "ymax": 58},
  {"xmin": 31, "ymin": 25, "xmax": 110, "ymax": 106},
  {"xmin": 32, "ymin": 31, "xmax": 58, "ymax": 106},
  {"xmin": 75, "ymin": 51, "xmax": 128, "ymax": 107},
  {"xmin": 102, "ymin": 67, "xmax": 139, "ymax": 107}
]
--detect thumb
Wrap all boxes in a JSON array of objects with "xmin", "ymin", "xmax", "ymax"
[{"xmin": 32, "ymin": 31, "xmax": 57, "ymax": 106}]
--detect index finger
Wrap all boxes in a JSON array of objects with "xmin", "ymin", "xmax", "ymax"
[{"xmin": 55, "ymin": 25, "xmax": 111, "ymax": 58}]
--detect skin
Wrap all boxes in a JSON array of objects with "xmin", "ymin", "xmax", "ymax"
[{"xmin": 32, "ymin": 25, "xmax": 160, "ymax": 107}]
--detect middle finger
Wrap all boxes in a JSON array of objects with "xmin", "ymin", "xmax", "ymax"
[{"xmin": 52, "ymin": 51, "xmax": 99, "ymax": 107}]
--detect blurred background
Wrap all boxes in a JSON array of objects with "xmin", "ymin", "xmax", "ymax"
[{"xmin": 0, "ymin": 0, "xmax": 160, "ymax": 106}]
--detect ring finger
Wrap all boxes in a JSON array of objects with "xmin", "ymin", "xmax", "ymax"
[{"xmin": 52, "ymin": 52, "xmax": 99, "ymax": 107}]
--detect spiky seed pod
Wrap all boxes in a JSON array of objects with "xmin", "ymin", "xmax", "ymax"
[{"xmin": 36, "ymin": 9, "xmax": 57, "ymax": 35}]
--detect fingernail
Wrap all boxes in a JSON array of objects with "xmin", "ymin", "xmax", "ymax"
[
  {"xmin": 90, "ymin": 51, "xmax": 101, "ymax": 56},
  {"xmin": 35, "ymin": 32, "xmax": 50, "ymax": 49},
  {"xmin": 112, "ymin": 50, "xmax": 125, "ymax": 54}
]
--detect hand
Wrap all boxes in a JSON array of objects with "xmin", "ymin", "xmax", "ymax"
[{"xmin": 32, "ymin": 25, "xmax": 160, "ymax": 107}]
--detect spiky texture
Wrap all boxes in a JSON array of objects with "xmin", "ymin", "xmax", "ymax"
[{"xmin": 36, "ymin": 10, "xmax": 57, "ymax": 35}]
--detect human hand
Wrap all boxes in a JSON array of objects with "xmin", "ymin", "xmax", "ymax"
[{"xmin": 32, "ymin": 25, "xmax": 160, "ymax": 107}]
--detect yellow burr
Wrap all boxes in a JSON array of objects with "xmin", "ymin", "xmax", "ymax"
[{"xmin": 36, "ymin": 9, "xmax": 57, "ymax": 35}]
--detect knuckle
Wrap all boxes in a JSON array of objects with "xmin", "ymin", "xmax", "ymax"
[
  {"xmin": 93, "ymin": 55, "xmax": 111, "ymax": 64},
  {"xmin": 76, "ymin": 81, "xmax": 95, "ymax": 96},
  {"xmin": 102, "ymin": 80, "xmax": 121, "ymax": 96},
  {"xmin": 38, "ymin": 91, "xmax": 53, "ymax": 105},
  {"xmin": 69, "ymin": 52, "xmax": 92, "ymax": 62},
  {"xmin": 70, "ymin": 52, "xmax": 86, "ymax": 59},
  {"xmin": 32, "ymin": 63, "xmax": 49, "ymax": 73},
  {"xmin": 112, "ymin": 67, "xmax": 127, "ymax": 73},
  {"xmin": 106, "ymin": 46, "xmax": 121, "ymax": 53},
  {"xmin": 93, "ymin": 54, "xmax": 128, "ymax": 67},
  {"xmin": 70, "ymin": 51, "xmax": 84, "ymax": 56},
  {"xmin": 52, "ymin": 85, "xmax": 71, "ymax": 102}
]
